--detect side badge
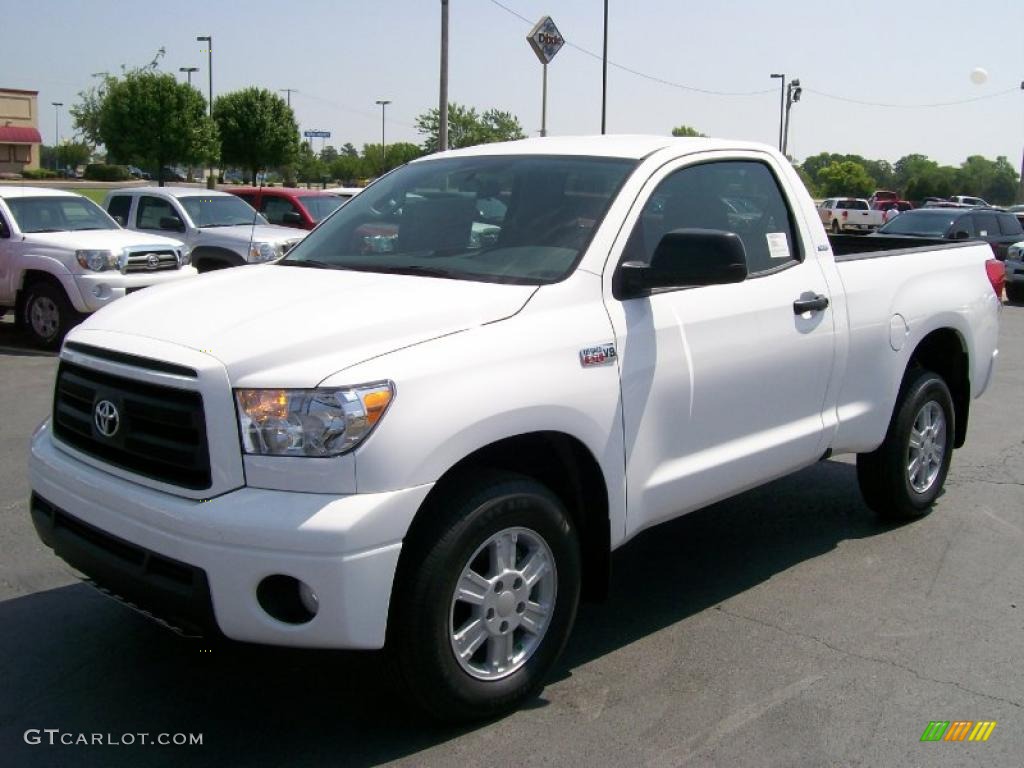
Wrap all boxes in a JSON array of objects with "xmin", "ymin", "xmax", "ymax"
[{"xmin": 579, "ymin": 342, "xmax": 617, "ymax": 367}]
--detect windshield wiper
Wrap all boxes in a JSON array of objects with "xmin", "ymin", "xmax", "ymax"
[
  {"xmin": 198, "ymin": 223, "xmax": 244, "ymax": 228},
  {"xmin": 278, "ymin": 259, "xmax": 336, "ymax": 269}
]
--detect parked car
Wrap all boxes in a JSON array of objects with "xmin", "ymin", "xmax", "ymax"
[
  {"xmin": 127, "ymin": 166, "xmax": 151, "ymax": 180},
  {"xmin": 1003, "ymin": 241, "xmax": 1024, "ymax": 303},
  {"xmin": 872, "ymin": 200, "xmax": 913, "ymax": 224},
  {"xmin": 817, "ymin": 197, "xmax": 885, "ymax": 233},
  {"xmin": 949, "ymin": 195, "xmax": 989, "ymax": 208},
  {"xmin": 867, "ymin": 190, "xmax": 899, "ymax": 207},
  {"xmin": 873, "ymin": 207, "xmax": 1023, "ymax": 260},
  {"xmin": 324, "ymin": 186, "xmax": 365, "ymax": 202},
  {"xmin": 226, "ymin": 187, "xmax": 345, "ymax": 230},
  {"xmin": 104, "ymin": 187, "xmax": 306, "ymax": 272},
  {"xmin": 0, "ymin": 186, "xmax": 195, "ymax": 347},
  {"xmin": 29, "ymin": 136, "xmax": 1001, "ymax": 722}
]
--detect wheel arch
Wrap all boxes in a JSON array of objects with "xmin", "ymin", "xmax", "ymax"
[
  {"xmin": 392, "ymin": 431, "xmax": 612, "ymax": 612},
  {"xmin": 191, "ymin": 246, "xmax": 245, "ymax": 272},
  {"xmin": 906, "ymin": 327, "xmax": 970, "ymax": 448}
]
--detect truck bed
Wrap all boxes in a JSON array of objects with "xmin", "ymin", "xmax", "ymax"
[{"xmin": 828, "ymin": 233, "xmax": 967, "ymax": 261}]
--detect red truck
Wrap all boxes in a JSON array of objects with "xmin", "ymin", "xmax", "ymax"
[{"xmin": 226, "ymin": 187, "xmax": 345, "ymax": 231}]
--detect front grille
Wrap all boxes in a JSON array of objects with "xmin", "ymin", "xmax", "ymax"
[
  {"xmin": 123, "ymin": 248, "xmax": 179, "ymax": 273},
  {"xmin": 52, "ymin": 361, "xmax": 211, "ymax": 489}
]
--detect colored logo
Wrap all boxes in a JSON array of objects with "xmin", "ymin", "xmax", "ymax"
[{"xmin": 920, "ymin": 721, "xmax": 996, "ymax": 742}]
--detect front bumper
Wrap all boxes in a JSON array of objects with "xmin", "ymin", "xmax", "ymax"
[
  {"xmin": 30, "ymin": 422, "xmax": 432, "ymax": 649},
  {"xmin": 72, "ymin": 267, "xmax": 198, "ymax": 313}
]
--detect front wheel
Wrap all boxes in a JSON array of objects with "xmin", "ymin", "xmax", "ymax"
[
  {"xmin": 857, "ymin": 369, "xmax": 955, "ymax": 520},
  {"xmin": 388, "ymin": 472, "xmax": 581, "ymax": 722},
  {"xmin": 22, "ymin": 282, "xmax": 78, "ymax": 349}
]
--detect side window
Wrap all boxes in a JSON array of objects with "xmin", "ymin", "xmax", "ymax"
[
  {"xmin": 972, "ymin": 212, "xmax": 998, "ymax": 238},
  {"xmin": 622, "ymin": 160, "xmax": 801, "ymax": 276},
  {"xmin": 261, "ymin": 197, "xmax": 299, "ymax": 225},
  {"xmin": 233, "ymin": 193, "xmax": 256, "ymax": 207},
  {"xmin": 137, "ymin": 196, "xmax": 181, "ymax": 230},
  {"xmin": 997, "ymin": 213, "xmax": 1023, "ymax": 236},
  {"xmin": 106, "ymin": 195, "xmax": 131, "ymax": 226},
  {"xmin": 950, "ymin": 216, "xmax": 974, "ymax": 238}
]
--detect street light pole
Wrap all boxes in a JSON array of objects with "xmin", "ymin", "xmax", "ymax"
[
  {"xmin": 770, "ymin": 74, "xmax": 785, "ymax": 152},
  {"xmin": 179, "ymin": 66, "xmax": 198, "ymax": 87},
  {"xmin": 51, "ymin": 102, "xmax": 63, "ymax": 172},
  {"xmin": 1019, "ymin": 80, "xmax": 1024, "ymax": 203},
  {"xmin": 782, "ymin": 78, "xmax": 801, "ymax": 158},
  {"xmin": 196, "ymin": 35, "xmax": 213, "ymax": 186},
  {"xmin": 601, "ymin": 0, "xmax": 608, "ymax": 134},
  {"xmin": 376, "ymin": 99, "xmax": 391, "ymax": 175}
]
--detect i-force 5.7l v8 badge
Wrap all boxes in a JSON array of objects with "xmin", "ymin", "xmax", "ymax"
[{"xmin": 579, "ymin": 343, "xmax": 617, "ymax": 367}]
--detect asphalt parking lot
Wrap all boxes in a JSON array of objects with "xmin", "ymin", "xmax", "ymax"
[{"xmin": 1, "ymin": 307, "xmax": 1021, "ymax": 768}]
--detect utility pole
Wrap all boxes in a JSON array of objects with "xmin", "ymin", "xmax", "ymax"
[
  {"xmin": 1019, "ymin": 81, "xmax": 1024, "ymax": 203},
  {"xmin": 51, "ymin": 102, "xmax": 63, "ymax": 172},
  {"xmin": 770, "ymin": 73, "xmax": 785, "ymax": 152},
  {"xmin": 439, "ymin": 0, "xmax": 449, "ymax": 152},
  {"xmin": 376, "ymin": 99, "xmax": 391, "ymax": 175},
  {"xmin": 279, "ymin": 88, "xmax": 296, "ymax": 108},
  {"xmin": 782, "ymin": 79, "xmax": 801, "ymax": 158},
  {"xmin": 196, "ymin": 35, "xmax": 213, "ymax": 186},
  {"xmin": 601, "ymin": 0, "xmax": 608, "ymax": 134}
]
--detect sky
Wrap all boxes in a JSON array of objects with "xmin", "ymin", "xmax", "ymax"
[{"xmin": 3, "ymin": 0, "xmax": 1023, "ymax": 169}]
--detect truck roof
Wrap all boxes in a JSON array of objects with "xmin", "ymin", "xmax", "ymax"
[
  {"xmin": 113, "ymin": 186, "xmax": 233, "ymax": 199},
  {"xmin": 421, "ymin": 135, "xmax": 769, "ymax": 161},
  {"xmin": 0, "ymin": 185, "xmax": 86, "ymax": 199}
]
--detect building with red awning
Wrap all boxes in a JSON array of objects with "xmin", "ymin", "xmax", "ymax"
[{"xmin": 0, "ymin": 88, "xmax": 41, "ymax": 175}]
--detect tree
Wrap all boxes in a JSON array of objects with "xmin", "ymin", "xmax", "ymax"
[
  {"xmin": 56, "ymin": 141, "xmax": 92, "ymax": 172},
  {"xmin": 98, "ymin": 71, "xmax": 217, "ymax": 185},
  {"xmin": 415, "ymin": 103, "xmax": 525, "ymax": 152},
  {"xmin": 294, "ymin": 141, "xmax": 324, "ymax": 184},
  {"xmin": 341, "ymin": 142, "xmax": 359, "ymax": 158},
  {"xmin": 817, "ymin": 160, "xmax": 875, "ymax": 198},
  {"xmin": 671, "ymin": 125, "xmax": 707, "ymax": 138},
  {"xmin": 329, "ymin": 153, "xmax": 369, "ymax": 184},
  {"xmin": 70, "ymin": 73, "xmax": 116, "ymax": 150},
  {"xmin": 361, "ymin": 141, "xmax": 425, "ymax": 175},
  {"xmin": 214, "ymin": 88, "xmax": 300, "ymax": 186},
  {"xmin": 955, "ymin": 155, "xmax": 1018, "ymax": 205},
  {"xmin": 904, "ymin": 166, "xmax": 957, "ymax": 203}
]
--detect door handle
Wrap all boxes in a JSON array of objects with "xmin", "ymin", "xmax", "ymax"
[{"xmin": 793, "ymin": 294, "xmax": 830, "ymax": 314}]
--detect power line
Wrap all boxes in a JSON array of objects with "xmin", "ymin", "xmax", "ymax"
[{"xmin": 486, "ymin": 0, "xmax": 1020, "ymax": 108}]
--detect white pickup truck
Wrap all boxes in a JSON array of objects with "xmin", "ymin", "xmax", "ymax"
[
  {"xmin": 29, "ymin": 137, "xmax": 1001, "ymax": 721},
  {"xmin": 817, "ymin": 197, "xmax": 885, "ymax": 233},
  {"xmin": 104, "ymin": 187, "xmax": 306, "ymax": 273},
  {"xmin": 0, "ymin": 186, "xmax": 195, "ymax": 347}
]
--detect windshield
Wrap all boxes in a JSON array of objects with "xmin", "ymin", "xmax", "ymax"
[
  {"xmin": 279, "ymin": 154, "xmax": 638, "ymax": 284},
  {"xmin": 299, "ymin": 195, "xmax": 346, "ymax": 222},
  {"xmin": 879, "ymin": 211, "xmax": 958, "ymax": 237},
  {"xmin": 6, "ymin": 196, "xmax": 118, "ymax": 233},
  {"xmin": 179, "ymin": 195, "xmax": 267, "ymax": 227}
]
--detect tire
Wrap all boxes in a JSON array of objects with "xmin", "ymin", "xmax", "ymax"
[
  {"xmin": 1006, "ymin": 283, "xmax": 1024, "ymax": 304},
  {"xmin": 22, "ymin": 282, "xmax": 78, "ymax": 349},
  {"xmin": 857, "ymin": 368, "xmax": 955, "ymax": 520},
  {"xmin": 388, "ymin": 472, "xmax": 581, "ymax": 722},
  {"xmin": 831, "ymin": 219, "xmax": 841, "ymax": 234}
]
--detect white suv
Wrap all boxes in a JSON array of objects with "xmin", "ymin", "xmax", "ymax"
[
  {"xmin": 0, "ymin": 186, "xmax": 195, "ymax": 347},
  {"xmin": 104, "ymin": 187, "xmax": 305, "ymax": 272}
]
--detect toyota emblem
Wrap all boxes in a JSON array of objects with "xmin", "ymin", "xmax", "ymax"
[
  {"xmin": 146, "ymin": 253, "xmax": 160, "ymax": 270},
  {"xmin": 94, "ymin": 400, "xmax": 120, "ymax": 438}
]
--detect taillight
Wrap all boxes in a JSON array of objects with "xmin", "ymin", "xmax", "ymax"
[
  {"xmin": 842, "ymin": 210, "xmax": 848, "ymax": 219},
  {"xmin": 985, "ymin": 259, "xmax": 1005, "ymax": 299}
]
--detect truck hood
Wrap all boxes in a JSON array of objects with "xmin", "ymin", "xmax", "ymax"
[
  {"xmin": 22, "ymin": 229, "xmax": 184, "ymax": 250},
  {"xmin": 196, "ymin": 223, "xmax": 304, "ymax": 245},
  {"xmin": 75, "ymin": 265, "xmax": 537, "ymax": 386}
]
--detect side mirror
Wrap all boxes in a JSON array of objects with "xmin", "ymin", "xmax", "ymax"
[
  {"xmin": 616, "ymin": 229, "xmax": 748, "ymax": 299},
  {"xmin": 282, "ymin": 211, "xmax": 303, "ymax": 226},
  {"xmin": 159, "ymin": 216, "xmax": 185, "ymax": 233}
]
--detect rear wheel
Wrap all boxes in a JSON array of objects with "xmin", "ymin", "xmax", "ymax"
[
  {"xmin": 22, "ymin": 282, "xmax": 78, "ymax": 349},
  {"xmin": 857, "ymin": 369, "xmax": 954, "ymax": 520},
  {"xmin": 388, "ymin": 472, "xmax": 581, "ymax": 722},
  {"xmin": 1006, "ymin": 283, "xmax": 1024, "ymax": 304}
]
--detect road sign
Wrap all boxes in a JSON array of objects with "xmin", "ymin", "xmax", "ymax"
[
  {"xmin": 303, "ymin": 130, "xmax": 331, "ymax": 138},
  {"xmin": 527, "ymin": 16, "xmax": 564, "ymax": 65}
]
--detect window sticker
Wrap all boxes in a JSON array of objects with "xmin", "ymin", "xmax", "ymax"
[{"xmin": 766, "ymin": 232, "xmax": 790, "ymax": 260}]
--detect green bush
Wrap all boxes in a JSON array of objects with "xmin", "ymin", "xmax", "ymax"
[
  {"xmin": 84, "ymin": 164, "xmax": 132, "ymax": 181},
  {"xmin": 21, "ymin": 168, "xmax": 58, "ymax": 179}
]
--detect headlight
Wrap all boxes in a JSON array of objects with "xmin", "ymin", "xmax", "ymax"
[
  {"xmin": 235, "ymin": 382, "xmax": 394, "ymax": 457},
  {"xmin": 75, "ymin": 249, "xmax": 119, "ymax": 271},
  {"xmin": 248, "ymin": 241, "xmax": 277, "ymax": 263},
  {"xmin": 178, "ymin": 248, "xmax": 191, "ymax": 267}
]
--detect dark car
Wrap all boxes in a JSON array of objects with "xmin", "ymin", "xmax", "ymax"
[
  {"xmin": 873, "ymin": 207, "xmax": 1023, "ymax": 260},
  {"xmin": 225, "ymin": 187, "xmax": 345, "ymax": 230}
]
